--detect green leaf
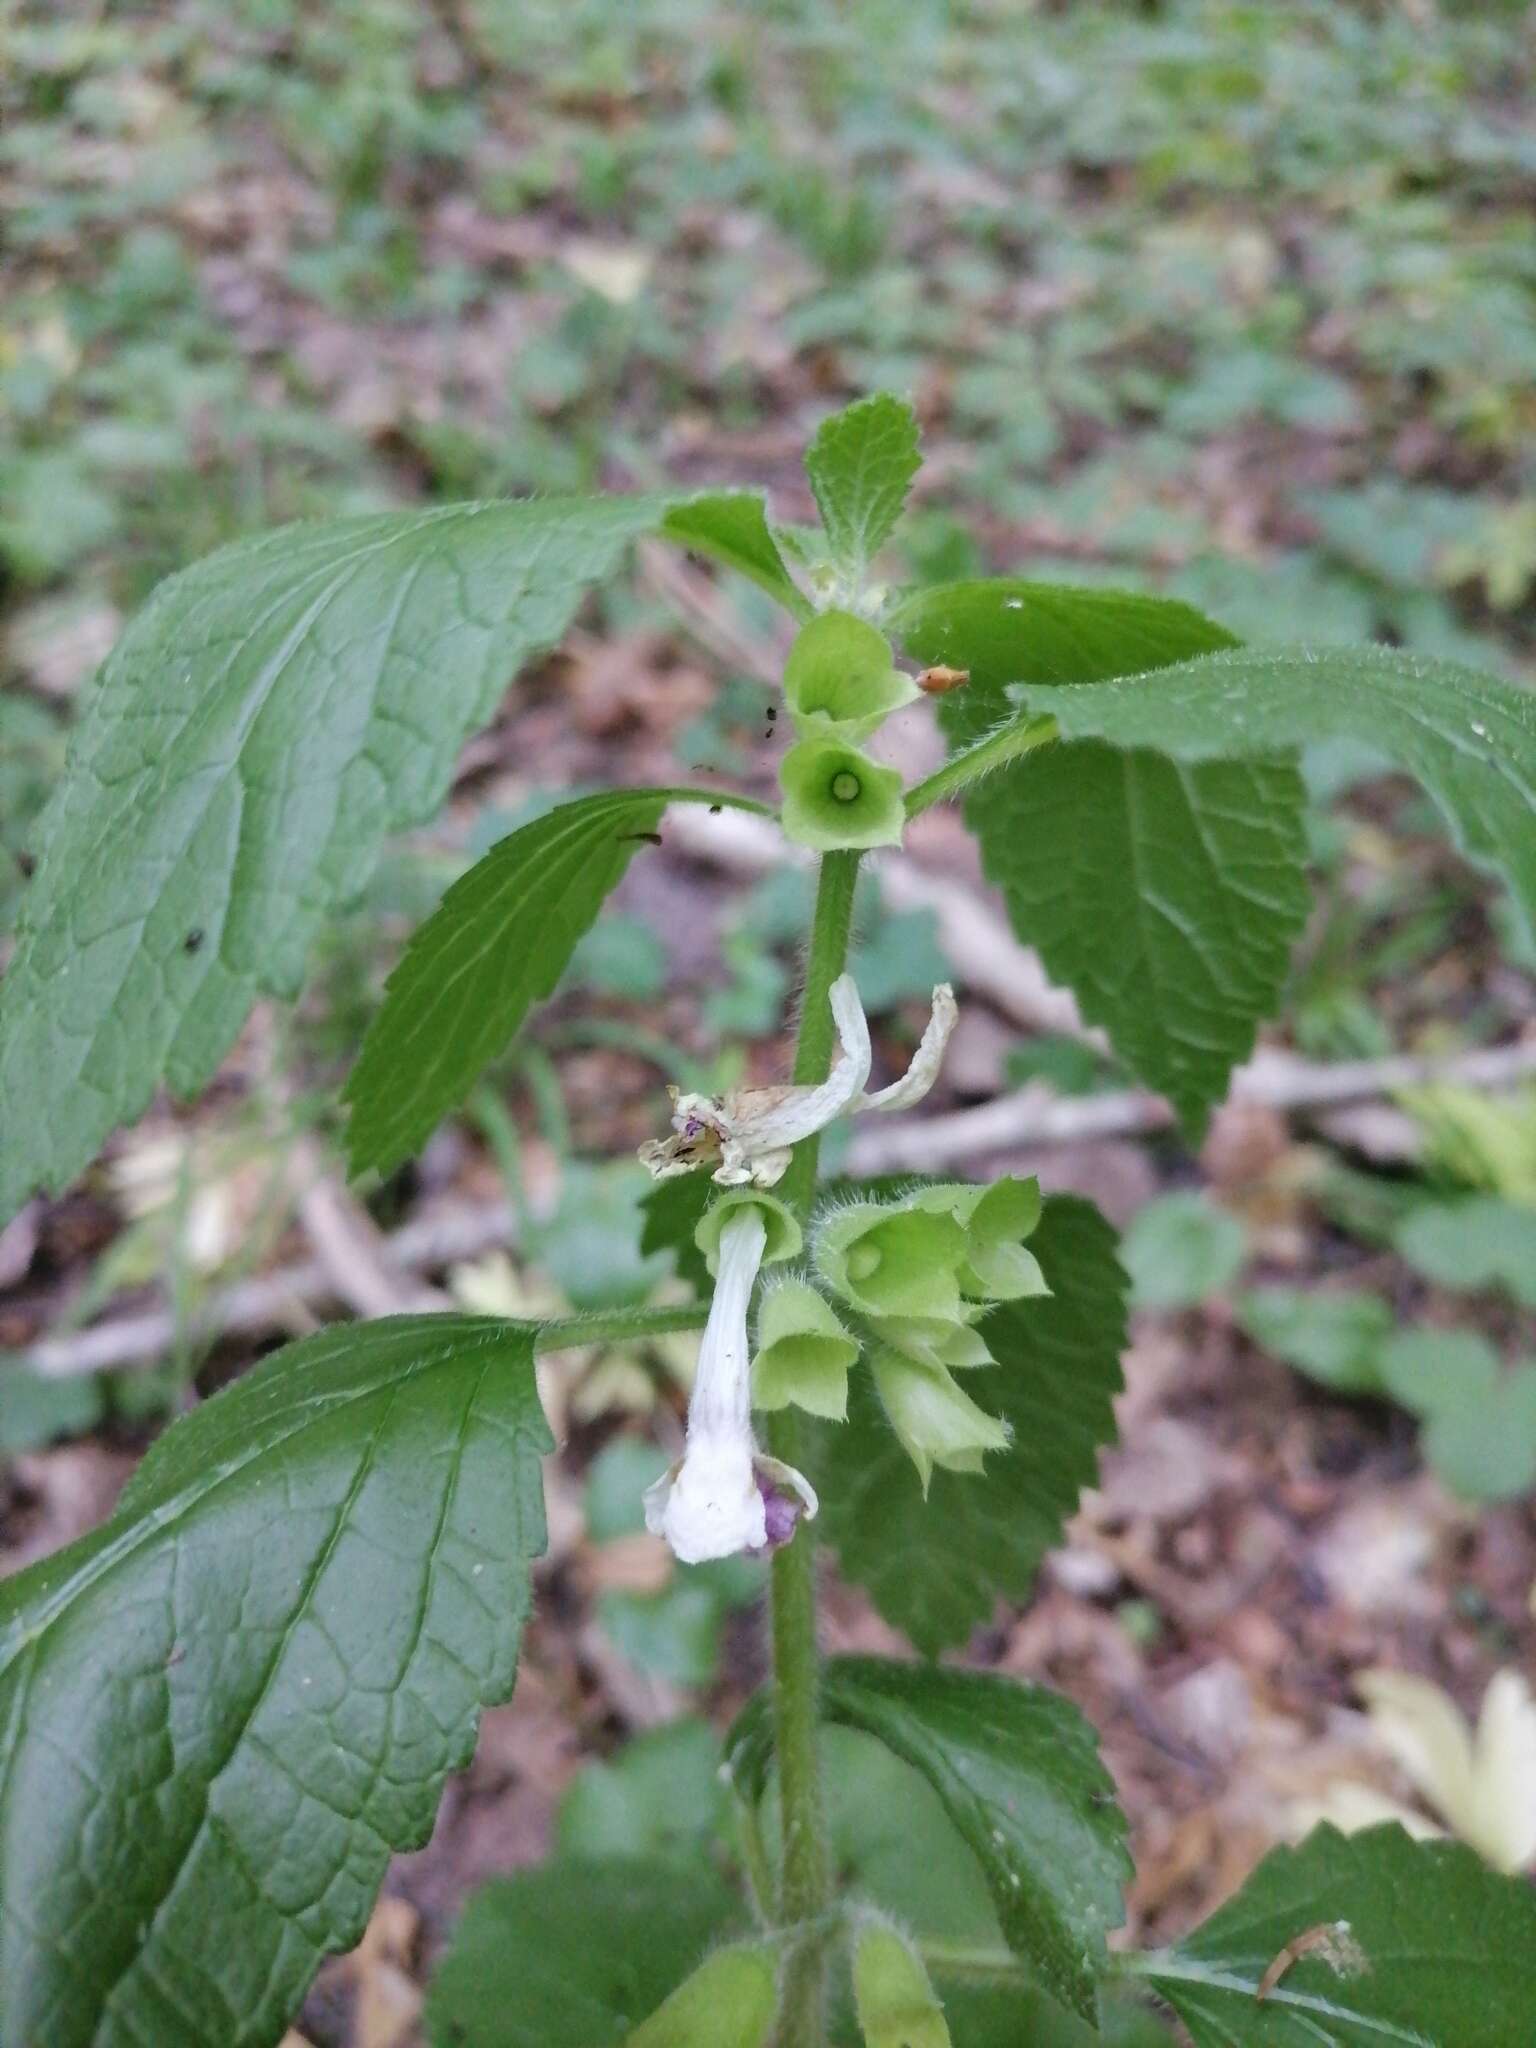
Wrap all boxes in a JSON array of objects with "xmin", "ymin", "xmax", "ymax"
[
  {"xmin": 897, "ymin": 581, "xmax": 1307, "ymax": 1137},
  {"xmin": 975, "ymin": 745, "xmax": 1309, "ymax": 1139},
  {"xmin": 892, "ymin": 578, "xmax": 1239, "ymax": 750},
  {"xmin": 659, "ymin": 491, "xmax": 808, "ymax": 618},
  {"xmin": 424, "ymin": 1859, "xmax": 746, "ymax": 2048},
  {"xmin": 0, "ymin": 493, "xmax": 750, "ymax": 1225},
  {"xmin": 639, "ymin": 1174, "xmax": 714, "ymax": 1295},
  {"xmin": 0, "ymin": 1314, "xmax": 551, "ymax": 2048},
  {"xmin": 1420, "ymin": 1361, "xmax": 1536, "ymax": 1503},
  {"xmin": 1137, "ymin": 1822, "xmax": 1536, "ymax": 2046},
  {"xmin": 1393, "ymin": 1196, "xmax": 1536, "ymax": 1306},
  {"xmin": 1013, "ymin": 646, "xmax": 1536, "ymax": 945},
  {"xmin": 1236, "ymin": 1286, "xmax": 1394, "ymax": 1394},
  {"xmin": 345, "ymin": 788, "xmax": 755, "ymax": 1177},
  {"xmin": 555, "ymin": 1720, "xmax": 727, "ymax": 1864},
  {"xmin": 814, "ymin": 1193, "xmax": 1127, "ymax": 1657},
  {"xmin": 728, "ymin": 1658, "xmax": 1129, "ymax": 2022},
  {"xmin": 0, "ymin": 1359, "xmax": 106, "ymax": 1453},
  {"xmin": 804, "ymin": 393, "xmax": 922, "ymax": 577},
  {"xmin": 1121, "ymin": 1193, "xmax": 1247, "ymax": 1309}
]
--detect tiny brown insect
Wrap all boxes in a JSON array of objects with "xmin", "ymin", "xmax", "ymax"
[
  {"xmin": 1256, "ymin": 1921, "xmax": 1366, "ymax": 2002},
  {"xmin": 916, "ymin": 665, "xmax": 970, "ymax": 695},
  {"xmin": 15, "ymin": 850, "xmax": 36, "ymax": 879}
]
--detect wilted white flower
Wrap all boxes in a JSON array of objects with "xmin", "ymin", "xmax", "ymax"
[
  {"xmin": 640, "ymin": 974, "xmax": 956, "ymax": 1189},
  {"xmin": 1292, "ymin": 1667, "xmax": 1536, "ymax": 1875},
  {"xmin": 642, "ymin": 1205, "xmax": 817, "ymax": 1563}
]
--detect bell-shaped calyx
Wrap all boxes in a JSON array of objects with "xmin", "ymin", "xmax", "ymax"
[
  {"xmin": 779, "ymin": 736, "xmax": 906, "ymax": 852},
  {"xmin": 783, "ymin": 609, "xmax": 918, "ymax": 744},
  {"xmin": 696, "ymin": 1186, "xmax": 803, "ymax": 1272},
  {"xmin": 752, "ymin": 1276, "xmax": 860, "ymax": 1420},
  {"xmin": 851, "ymin": 1914, "xmax": 952, "ymax": 2048},
  {"xmin": 910, "ymin": 1174, "xmax": 1050, "ymax": 1302},
  {"xmin": 628, "ymin": 1936, "xmax": 782, "ymax": 2048},
  {"xmin": 868, "ymin": 1342, "xmax": 1011, "ymax": 1494},
  {"xmin": 816, "ymin": 1201, "xmax": 970, "ymax": 1322}
]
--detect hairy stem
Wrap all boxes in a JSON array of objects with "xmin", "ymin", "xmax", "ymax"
[
  {"xmin": 532, "ymin": 1304, "xmax": 706, "ymax": 1352},
  {"xmin": 768, "ymin": 845, "xmax": 861, "ymax": 2046},
  {"xmin": 904, "ymin": 710, "xmax": 1057, "ymax": 817}
]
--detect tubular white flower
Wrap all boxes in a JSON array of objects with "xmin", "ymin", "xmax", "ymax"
[
  {"xmin": 642, "ymin": 1206, "xmax": 816, "ymax": 1563},
  {"xmin": 859, "ymin": 983, "xmax": 956, "ymax": 1112},
  {"xmin": 639, "ymin": 976, "xmax": 957, "ymax": 1189}
]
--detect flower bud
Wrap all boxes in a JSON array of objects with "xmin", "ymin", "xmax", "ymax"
[
  {"xmin": 851, "ymin": 1917, "xmax": 952, "ymax": 2048},
  {"xmin": 869, "ymin": 1344, "xmax": 1010, "ymax": 1493},
  {"xmin": 816, "ymin": 1202, "xmax": 968, "ymax": 1321},
  {"xmin": 696, "ymin": 1187, "xmax": 802, "ymax": 1273},
  {"xmin": 780, "ymin": 737, "xmax": 906, "ymax": 852},
  {"xmin": 752, "ymin": 1277, "xmax": 859, "ymax": 1420},
  {"xmin": 783, "ymin": 610, "xmax": 918, "ymax": 744},
  {"xmin": 628, "ymin": 1937, "xmax": 780, "ymax": 2048}
]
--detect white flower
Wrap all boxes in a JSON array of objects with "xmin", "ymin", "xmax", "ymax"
[
  {"xmin": 640, "ymin": 974, "xmax": 957, "ymax": 1189},
  {"xmin": 642, "ymin": 1205, "xmax": 817, "ymax": 1563},
  {"xmin": 1292, "ymin": 1668, "xmax": 1536, "ymax": 1875}
]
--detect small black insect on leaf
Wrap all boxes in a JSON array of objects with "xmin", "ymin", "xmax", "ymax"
[
  {"xmin": 183, "ymin": 928, "xmax": 205, "ymax": 953},
  {"xmin": 15, "ymin": 851, "xmax": 36, "ymax": 879}
]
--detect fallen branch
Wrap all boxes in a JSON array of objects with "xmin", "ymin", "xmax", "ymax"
[
  {"xmin": 21, "ymin": 1198, "xmax": 517, "ymax": 1380},
  {"xmin": 845, "ymin": 1038, "xmax": 1536, "ymax": 1173}
]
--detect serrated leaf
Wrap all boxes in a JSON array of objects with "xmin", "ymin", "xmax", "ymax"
[
  {"xmin": 345, "ymin": 788, "xmax": 758, "ymax": 1176},
  {"xmin": 814, "ymin": 1195, "xmax": 1126, "ymax": 1656},
  {"xmin": 973, "ymin": 745, "xmax": 1310, "ymax": 1137},
  {"xmin": 0, "ymin": 1314, "xmax": 551, "ymax": 2048},
  {"xmin": 1138, "ymin": 1822, "xmax": 1536, "ymax": 2046},
  {"xmin": 660, "ymin": 493, "xmax": 809, "ymax": 618},
  {"xmin": 424, "ymin": 1859, "xmax": 746, "ymax": 2048},
  {"xmin": 896, "ymin": 580, "xmax": 1308, "ymax": 1136},
  {"xmin": 727, "ymin": 1658, "xmax": 1130, "ymax": 2022},
  {"xmin": 0, "ymin": 493, "xmax": 767, "ymax": 1226},
  {"xmin": 1013, "ymin": 646, "xmax": 1536, "ymax": 943},
  {"xmin": 804, "ymin": 394, "xmax": 921, "ymax": 576}
]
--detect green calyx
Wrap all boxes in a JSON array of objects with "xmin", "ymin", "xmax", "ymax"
[
  {"xmin": 780, "ymin": 737, "xmax": 906, "ymax": 852},
  {"xmin": 816, "ymin": 1202, "xmax": 969, "ymax": 1320},
  {"xmin": 752, "ymin": 1276, "xmax": 860, "ymax": 1419},
  {"xmin": 868, "ymin": 1344, "xmax": 1011, "ymax": 1494},
  {"xmin": 695, "ymin": 1187, "xmax": 804, "ymax": 1272},
  {"xmin": 851, "ymin": 1917, "xmax": 952, "ymax": 2048},
  {"xmin": 869, "ymin": 1313, "xmax": 994, "ymax": 1374},
  {"xmin": 910, "ymin": 1175, "xmax": 1049, "ymax": 1302},
  {"xmin": 628, "ymin": 1937, "xmax": 781, "ymax": 2047},
  {"xmin": 783, "ymin": 610, "xmax": 919, "ymax": 744}
]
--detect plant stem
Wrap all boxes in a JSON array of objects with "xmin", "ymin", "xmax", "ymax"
[
  {"xmin": 903, "ymin": 710, "xmax": 1057, "ymax": 817},
  {"xmin": 767, "ymin": 845, "xmax": 861, "ymax": 2048},
  {"xmin": 532, "ymin": 1304, "xmax": 706, "ymax": 1352}
]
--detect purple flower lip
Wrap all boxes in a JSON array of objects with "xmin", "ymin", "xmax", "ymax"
[{"xmin": 755, "ymin": 1474, "xmax": 802, "ymax": 1551}]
